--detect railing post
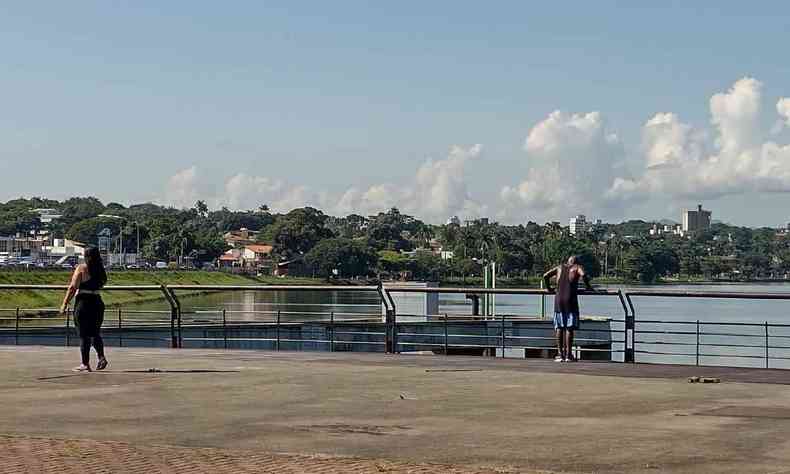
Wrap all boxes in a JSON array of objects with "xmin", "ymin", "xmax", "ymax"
[
  {"xmin": 765, "ymin": 321, "xmax": 769, "ymax": 369},
  {"xmin": 695, "ymin": 320, "xmax": 700, "ymax": 366},
  {"xmin": 175, "ymin": 298, "xmax": 182, "ymax": 348},
  {"xmin": 160, "ymin": 286, "xmax": 178, "ymax": 349},
  {"xmin": 540, "ymin": 280, "xmax": 546, "ymax": 319},
  {"xmin": 118, "ymin": 308, "xmax": 123, "ymax": 348},
  {"xmin": 15, "ymin": 308, "xmax": 20, "ymax": 345},
  {"xmin": 65, "ymin": 309, "xmax": 70, "ymax": 347},
  {"xmin": 624, "ymin": 293, "xmax": 635, "ymax": 363},
  {"xmin": 501, "ymin": 311, "xmax": 506, "ymax": 358},
  {"xmin": 378, "ymin": 284, "xmax": 397, "ymax": 354},
  {"xmin": 392, "ymin": 310, "xmax": 398, "ymax": 354},
  {"xmin": 276, "ymin": 310, "xmax": 281, "ymax": 351},
  {"xmin": 222, "ymin": 308, "xmax": 228, "ymax": 349},
  {"xmin": 329, "ymin": 311, "xmax": 334, "ymax": 352},
  {"xmin": 444, "ymin": 313, "xmax": 449, "ymax": 356}
]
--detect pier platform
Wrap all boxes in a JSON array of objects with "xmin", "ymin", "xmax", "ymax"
[{"xmin": 2, "ymin": 346, "xmax": 790, "ymax": 473}]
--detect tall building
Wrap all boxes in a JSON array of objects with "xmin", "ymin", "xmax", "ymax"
[
  {"xmin": 682, "ymin": 204, "xmax": 712, "ymax": 233},
  {"xmin": 569, "ymin": 215, "xmax": 589, "ymax": 236}
]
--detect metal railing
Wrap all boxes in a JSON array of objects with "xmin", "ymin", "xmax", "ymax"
[
  {"xmin": 3, "ymin": 284, "xmax": 790, "ymax": 369},
  {"xmin": 625, "ymin": 290, "xmax": 790, "ymax": 369}
]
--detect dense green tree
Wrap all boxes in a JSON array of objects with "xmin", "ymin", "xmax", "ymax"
[
  {"xmin": 267, "ymin": 207, "xmax": 334, "ymax": 259},
  {"xmin": 305, "ymin": 238, "xmax": 378, "ymax": 279},
  {"xmin": 65, "ymin": 217, "xmax": 122, "ymax": 246}
]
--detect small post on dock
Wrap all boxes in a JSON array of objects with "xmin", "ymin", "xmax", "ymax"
[
  {"xmin": 15, "ymin": 308, "xmax": 20, "ymax": 345},
  {"xmin": 444, "ymin": 313, "xmax": 449, "ymax": 356},
  {"xmin": 329, "ymin": 311, "xmax": 334, "ymax": 352},
  {"xmin": 222, "ymin": 308, "xmax": 228, "ymax": 349},
  {"xmin": 276, "ymin": 310, "xmax": 281, "ymax": 351},
  {"xmin": 765, "ymin": 321, "xmax": 769, "ymax": 369},
  {"xmin": 118, "ymin": 308, "xmax": 123, "ymax": 347},
  {"xmin": 500, "ymin": 311, "xmax": 506, "ymax": 358},
  {"xmin": 695, "ymin": 320, "xmax": 700, "ymax": 366}
]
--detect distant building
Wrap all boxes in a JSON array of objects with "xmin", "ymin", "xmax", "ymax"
[
  {"xmin": 0, "ymin": 235, "xmax": 46, "ymax": 260},
  {"xmin": 223, "ymin": 228, "xmax": 258, "ymax": 248},
  {"xmin": 218, "ymin": 249, "xmax": 244, "ymax": 268},
  {"xmin": 682, "ymin": 204, "xmax": 712, "ymax": 233},
  {"xmin": 569, "ymin": 215, "xmax": 589, "ymax": 236},
  {"xmin": 649, "ymin": 223, "xmax": 685, "ymax": 237},
  {"xmin": 242, "ymin": 244, "xmax": 274, "ymax": 271},
  {"xmin": 446, "ymin": 216, "xmax": 461, "ymax": 226},
  {"xmin": 464, "ymin": 218, "xmax": 489, "ymax": 227},
  {"xmin": 31, "ymin": 208, "xmax": 62, "ymax": 224},
  {"xmin": 43, "ymin": 239, "xmax": 85, "ymax": 265}
]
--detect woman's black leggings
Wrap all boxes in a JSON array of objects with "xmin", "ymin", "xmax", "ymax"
[{"xmin": 80, "ymin": 336, "xmax": 105, "ymax": 366}]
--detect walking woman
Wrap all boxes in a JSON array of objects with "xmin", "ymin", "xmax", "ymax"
[{"xmin": 60, "ymin": 247, "xmax": 108, "ymax": 372}]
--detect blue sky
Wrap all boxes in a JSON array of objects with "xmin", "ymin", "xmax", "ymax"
[{"xmin": 2, "ymin": 2, "xmax": 790, "ymax": 226}]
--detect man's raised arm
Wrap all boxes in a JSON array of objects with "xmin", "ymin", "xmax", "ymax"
[
  {"xmin": 542, "ymin": 267, "xmax": 558, "ymax": 292},
  {"xmin": 578, "ymin": 266, "xmax": 593, "ymax": 291}
]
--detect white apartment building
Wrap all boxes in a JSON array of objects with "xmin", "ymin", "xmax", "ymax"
[{"xmin": 569, "ymin": 215, "xmax": 589, "ymax": 236}]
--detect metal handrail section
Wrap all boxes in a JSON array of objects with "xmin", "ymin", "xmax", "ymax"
[
  {"xmin": 626, "ymin": 289, "xmax": 790, "ymax": 299},
  {"xmin": 625, "ymin": 290, "xmax": 790, "ymax": 368},
  {"xmin": 5, "ymin": 284, "xmax": 790, "ymax": 367}
]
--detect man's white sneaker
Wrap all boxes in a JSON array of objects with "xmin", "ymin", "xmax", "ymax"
[
  {"xmin": 554, "ymin": 355, "xmax": 564, "ymax": 362},
  {"xmin": 72, "ymin": 364, "xmax": 91, "ymax": 372}
]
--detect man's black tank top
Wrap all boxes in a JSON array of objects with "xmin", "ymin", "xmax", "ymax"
[{"xmin": 554, "ymin": 264, "xmax": 580, "ymax": 314}]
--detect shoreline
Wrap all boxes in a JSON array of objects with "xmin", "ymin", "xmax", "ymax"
[{"xmin": 0, "ymin": 270, "xmax": 323, "ymax": 313}]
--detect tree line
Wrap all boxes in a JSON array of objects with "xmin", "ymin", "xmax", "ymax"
[{"xmin": 2, "ymin": 196, "xmax": 789, "ymax": 282}]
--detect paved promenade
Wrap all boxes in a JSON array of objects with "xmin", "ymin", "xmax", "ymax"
[{"xmin": 3, "ymin": 347, "xmax": 790, "ymax": 473}]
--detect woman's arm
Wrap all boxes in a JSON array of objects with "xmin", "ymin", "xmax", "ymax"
[{"xmin": 60, "ymin": 266, "xmax": 84, "ymax": 314}]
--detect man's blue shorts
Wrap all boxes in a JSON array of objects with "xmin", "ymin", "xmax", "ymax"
[{"xmin": 553, "ymin": 311, "xmax": 580, "ymax": 330}]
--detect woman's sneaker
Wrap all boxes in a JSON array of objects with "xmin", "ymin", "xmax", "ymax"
[
  {"xmin": 554, "ymin": 355, "xmax": 564, "ymax": 362},
  {"xmin": 96, "ymin": 358, "xmax": 108, "ymax": 371},
  {"xmin": 72, "ymin": 364, "xmax": 91, "ymax": 372}
]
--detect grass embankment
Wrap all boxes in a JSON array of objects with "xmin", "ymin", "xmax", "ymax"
[{"xmin": 0, "ymin": 271, "xmax": 321, "ymax": 311}]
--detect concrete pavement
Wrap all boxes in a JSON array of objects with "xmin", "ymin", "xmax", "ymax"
[{"xmin": 2, "ymin": 346, "xmax": 790, "ymax": 473}]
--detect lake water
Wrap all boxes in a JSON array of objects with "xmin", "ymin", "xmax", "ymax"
[{"xmin": 130, "ymin": 282, "xmax": 790, "ymax": 368}]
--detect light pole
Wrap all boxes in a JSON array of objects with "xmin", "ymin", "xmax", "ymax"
[{"xmin": 98, "ymin": 214, "xmax": 140, "ymax": 267}]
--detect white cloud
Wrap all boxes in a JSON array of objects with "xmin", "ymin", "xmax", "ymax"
[
  {"xmin": 222, "ymin": 174, "xmax": 284, "ymax": 210},
  {"xmin": 778, "ymin": 97, "xmax": 790, "ymax": 129},
  {"xmin": 609, "ymin": 77, "xmax": 790, "ymax": 201},
  {"xmin": 160, "ymin": 77, "xmax": 790, "ymax": 224},
  {"xmin": 160, "ymin": 144, "xmax": 484, "ymax": 222},
  {"xmin": 500, "ymin": 111, "xmax": 624, "ymax": 222},
  {"xmin": 333, "ymin": 144, "xmax": 486, "ymax": 222},
  {"xmin": 218, "ymin": 174, "xmax": 329, "ymax": 212},
  {"xmin": 163, "ymin": 166, "xmax": 199, "ymax": 209}
]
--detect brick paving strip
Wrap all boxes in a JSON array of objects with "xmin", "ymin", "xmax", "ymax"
[{"xmin": 0, "ymin": 435, "xmax": 531, "ymax": 474}]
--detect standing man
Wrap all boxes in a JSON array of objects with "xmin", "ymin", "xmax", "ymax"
[{"xmin": 543, "ymin": 256, "xmax": 593, "ymax": 362}]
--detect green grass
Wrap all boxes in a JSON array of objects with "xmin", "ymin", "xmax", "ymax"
[{"xmin": 0, "ymin": 270, "xmax": 321, "ymax": 311}]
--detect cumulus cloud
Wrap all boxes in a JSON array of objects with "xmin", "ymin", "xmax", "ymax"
[
  {"xmin": 333, "ymin": 144, "xmax": 486, "ymax": 221},
  {"xmin": 610, "ymin": 78, "xmax": 790, "ymax": 201},
  {"xmin": 500, "ymin": 111, "xmax": 624, "ymax": 221},
  {"xmin": 777, "ymin": 97, "xmax": 790, "ymax": 129},
  {"xmin": 163, "ymin": 166, "xmax": 199, "ymax": 209},
  {"xmin": 160, "ymin": 144, "xmax": 485, "ymax": 222}
]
